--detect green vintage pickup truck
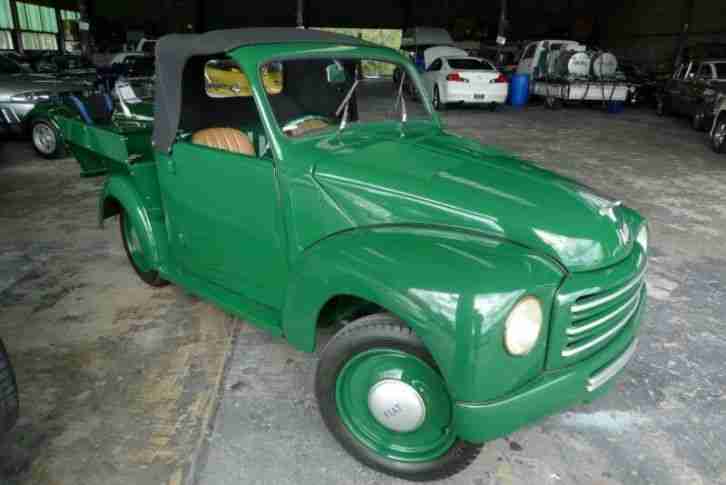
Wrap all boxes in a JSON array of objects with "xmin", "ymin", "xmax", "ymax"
[{"xmin": 47, "ymin": 28, "xmax": 648, "ymax": 480}]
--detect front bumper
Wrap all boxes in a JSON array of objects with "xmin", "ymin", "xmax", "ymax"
[
  {"xmin": 451, "ymin": 294, "xmax": 644, "ymax": 443},
  {"xmin": 0, "ymin": 107, "xmax": 24, "ymax": 135}
]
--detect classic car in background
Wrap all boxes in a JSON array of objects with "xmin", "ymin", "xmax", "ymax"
[
  {"xmin": 657, "ymin": 59, "xmax": 726, "ymax": 130},
  {"xmin": 0, "ymin": 53, "xmax": 88, "ymax": 138},
  {"xmin": 43, "ymin": 28, "xmax": 648, "ymax": 481},
  {"xmin": 422, "ymin": 50, "xmax": 508, "ymax": 110}
]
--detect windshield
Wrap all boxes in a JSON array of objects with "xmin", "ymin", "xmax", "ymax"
[
  {"xmin": 260, "ymin": 57, "xmax": 432, "ymax": 138},
  {"xmin": 447, "ymin": 58, "xmax": 494, "ymax": 70},
  {"xmin": 715, "ymin": 63, "xmax": 726, "ymax": 79}
]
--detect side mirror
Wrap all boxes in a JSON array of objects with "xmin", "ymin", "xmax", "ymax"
[{"xmin": 326, "ymin": 62, "xmax": 347, "ymax": 84}]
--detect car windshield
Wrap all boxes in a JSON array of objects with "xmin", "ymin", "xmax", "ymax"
[
  {"xmin": 715, "ymin": 63, "xmax": 726, "ymax": 79},
  {"xmin": 259, "ymin": 57, "xmax": 432, "ymax": 138},
  {"xmin": 447, "ymin": 58, "xmax": 494, "ymax": 70}
]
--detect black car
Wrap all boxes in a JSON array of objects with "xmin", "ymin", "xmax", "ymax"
[{"xmin": 658, "ymin": 59, "xmax": 726, "ymax": 130}]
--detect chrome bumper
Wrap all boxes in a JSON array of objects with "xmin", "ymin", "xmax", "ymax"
[{"xmin": 586, "ymin": 338, "xmax": 638, "ymax": 392}]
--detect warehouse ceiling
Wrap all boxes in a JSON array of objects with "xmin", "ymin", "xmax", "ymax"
[{"xmin": 92, "ymin": 0, "xmax": 606, "ymax": 41}]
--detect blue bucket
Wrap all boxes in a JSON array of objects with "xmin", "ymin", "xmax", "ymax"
[{"xmin": 508, "ymin": 74, "xmax": 530, "ymax": 107}]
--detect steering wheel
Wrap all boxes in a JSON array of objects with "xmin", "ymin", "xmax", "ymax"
[{"xmin": 282, "ymin": 115, "xmax": 333, "ymax": 136}]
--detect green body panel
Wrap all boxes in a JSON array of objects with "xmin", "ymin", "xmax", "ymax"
[
  {"xmin": 453, "ymin": 292, "xmax": 644, "ymax": 442},
  {"xmin": 50, "ymin": 40, "xmax": 649, "ymax": 445}
]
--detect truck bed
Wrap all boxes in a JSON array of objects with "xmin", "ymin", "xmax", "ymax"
[
  {"xmin": 532, "ymin": 80, "xmax": 630, "ymax": 102},
  {"xmin": 58, "ymin": 116, "xmax": 154, "ymax": 176}
]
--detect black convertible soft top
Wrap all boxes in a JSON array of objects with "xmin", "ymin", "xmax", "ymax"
[{"xmin": 153, "ymin": 28, "xmax": 373, "ymax": 153}]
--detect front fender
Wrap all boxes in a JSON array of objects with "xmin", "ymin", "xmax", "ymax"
[
  {"xmin": 282, "ymin": 225, "xmax": 564, "ymax": 402},
  {"xmin": 99, "ymin": 175, "xmax": 163, "ymax": 268}
]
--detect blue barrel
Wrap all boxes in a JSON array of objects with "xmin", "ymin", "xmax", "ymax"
[{"xmin": 508, "ymin": 74, "xmax": 530, "ymax": 107}]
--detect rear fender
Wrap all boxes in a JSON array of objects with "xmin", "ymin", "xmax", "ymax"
[
  {"xmin": 282, "ymin": 226, "xmax": 564, "ymax": 401},
  {"xmin": 99, "ymin": 175, "xmax": 163, "ymax": 268}
]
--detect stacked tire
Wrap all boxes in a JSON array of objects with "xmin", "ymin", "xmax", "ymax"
[{"xmin": 0, "ymin": 338, "xmax": 19, "ymax": 435}]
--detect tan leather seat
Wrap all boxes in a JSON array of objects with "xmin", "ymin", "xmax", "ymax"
[{"xmin": 192, "ymin": 127, "xmax": 255, "ymax": 156}]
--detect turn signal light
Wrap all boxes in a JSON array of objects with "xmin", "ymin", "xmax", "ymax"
[
  {"xmin": 492, "ymin": 73, "xmax": 508, "ymax": 83},
  {"xmin": 446, "ymin": 72, "xmax": 468, "ymax": 82}
]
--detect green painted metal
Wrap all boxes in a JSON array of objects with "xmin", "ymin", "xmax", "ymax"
[
  {"xmin": 335, "ymin": 348, "xmax": 456, "ymax": 462},
  {"xmin": 50, "ymin": 38, "xmax": 648, "ymax": 446}
]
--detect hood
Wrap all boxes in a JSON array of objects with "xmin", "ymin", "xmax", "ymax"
[
  {"xmin": 313, "ymin": 128, "xmax": 634, "ymax": 272},
  {"xmin": 0, "ymin": 74, "xmax": 87, "ymax": 100}
]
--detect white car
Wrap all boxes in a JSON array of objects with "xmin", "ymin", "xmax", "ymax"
[{"xmin": 423, "ymin": 55, "xmax": 508, "ymax": 110}]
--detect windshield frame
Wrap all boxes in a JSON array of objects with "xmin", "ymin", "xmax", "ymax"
[
  {"xmin": 228, "ymin": 43, "xmax": 439, "ymax": 154},
  {"xmin": 713, "ymin": 62, "xmax": 726, "ymax": 80}
]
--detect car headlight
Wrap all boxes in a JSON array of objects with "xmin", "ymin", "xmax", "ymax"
[
  {"xmin": 636, "ymin": 224, "xmax": 648, "ymax": 253},
  {"xmin": 504, "ymin": 296, "xmax": 543, "ymax": 356},
  {"xmin": 10, "ymin": 91, "xmax": 52, "ymax": 103}
]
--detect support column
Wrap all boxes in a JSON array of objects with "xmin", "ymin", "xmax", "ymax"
[
  {"xmin": 78, "ymin": 0, "xmax": 90, "ymax": 56},
  {"xmin": 9, "ymin": 0, "xmax": 21, "ymax": 52},
  {"xmin": 55, "ymin": 2, "xmax": 65, "ymax": 52}
]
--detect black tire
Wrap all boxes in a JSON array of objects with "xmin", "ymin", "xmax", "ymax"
[
  {"xmin": 30, "ymin": 119, "xmax": 66, "ymax": 159},
  {"xmin": 692, "ymin": 109, "xmax": 708, "ymax": 131},
  {"xmin": 0, "ymin": 338, "xmax": 19, "ymax": 435},
  {"xmin": 433, "ymin": 86, "xmax": 446, "ymax": 111},
  {"xmin": 712, "ymin": 115, "xmax": 726, "ymax": 154},
  {"xmin": 656, "ymin": 96, "xmax": 668, "ymax": 117},
  {"xmin": 315, "ymin": 313, "xmax": 482, "ymax": 481},
  {"xmin": 119, "ymin": 211, "xmax": 168, "ymax": 287},
  {"xmin": 544, "ymin": 96, "xmax": 562, "ymax": 110},
  {"xmin": 488, "ymin": 102, "xmax": 499, "ymax": 112}
]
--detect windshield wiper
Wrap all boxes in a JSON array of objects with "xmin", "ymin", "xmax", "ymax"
[{"xmin": 335, "ymin": 67, "xmax": 360, "ymax": 133}]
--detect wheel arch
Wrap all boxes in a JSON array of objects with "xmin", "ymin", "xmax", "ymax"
[
  {"xmin": 99, "ymin": 175, "xmax": 165, "ymax": 268},
  {"xmin": 282, "ymin": 225, "xmax": 565, "ymax": 401}
]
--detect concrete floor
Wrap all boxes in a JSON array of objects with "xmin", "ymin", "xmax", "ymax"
[
  {"xmin": 195, "ymin": 104, "xmax": 726, "ymax": 485},
  {"xmin": 1, "ymin": 100, "xmax": 725, "ymax": 485},
  {"xmin": 0, "ymin": 142, "xmax": 233, "ymax": 484}
]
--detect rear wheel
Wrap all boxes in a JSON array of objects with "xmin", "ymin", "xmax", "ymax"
[
  {"xmin": 0, "ymin": 338, "xmax": 19, "ymax": 435},
  {"xmin": 119, "ymin": 211, "xmax": 168, "ymax": 287},
  {"xmin": 315, "ymin": 313, "xmax": 482, "ymax": 481},
  {"xmin": 712, "ymin": 115, "xmax": 726, "ymax": 154},
  {"xmin": 544, "ymin": 96, "xmax": 562, "ymax": 110},
  {"xmin": 488, "ymin": 102, "xmax": 499, "ymax": 112},
  {"xmin": 31, "ymin": 120, "xmax": 65, "ymax": 159}
]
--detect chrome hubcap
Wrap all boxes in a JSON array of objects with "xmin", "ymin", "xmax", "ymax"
[
  {"xmin": 715, "ymin": 122, "xmax": 726, "ymax": 147},
  {"xmin": 367, "ymin": 379, "xmax": 426, "ymax": 433},
  {"xmin": 33, "ymin": 123, "xmax": 56, "ymax": 155}
]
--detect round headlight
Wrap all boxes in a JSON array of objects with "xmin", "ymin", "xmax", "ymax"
[
  {"xmin": 504, "ymin": 296, "xmax": 543, "ymax": 356},
  {"xmin": 636, "ymin": 224, "xmax": 648, "ymax": 253}
]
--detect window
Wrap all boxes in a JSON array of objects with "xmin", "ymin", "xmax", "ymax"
[
  {"xmin": 714, "ymin": 63, "xmax": 726, "ymax": 80},
  {"xmin": 429, "ymin": 58, "xmax": 442, "ymax": 71},
  {"xmin": 204, "ymin": 58, "xmax": 281, "ymax": 98},
  {"xmin": 697, "ymin": 63, "xmax": 712, "ymax": 80},
  {"xmin": 447, "ymin": 58, "xmax": 494, "ymax": 70},
  {"xmin": 16, "ymin": 2, "xmax": 58, "ymax": 51},
  {"xmin": 521, "ymin": 44, "xmax": 536, "ymax": 61},
  {"xmin": 60, "ymin": 9, "xmax": 80, "ymax": 51},
  {"xmin": 261, "ymin": 57, "xmax": 432, "ymax": 138},
  {"xmin": 0, "ymin": 0, "xmax": 13, "ymax": 49}
]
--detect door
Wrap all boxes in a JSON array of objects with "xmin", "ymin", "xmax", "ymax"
[
  {"xmin": 674, "ymin": 62, "xmax": 695, "ymax": 114},
  {"xmin": 516, "ymin": 43, "xmax": 537, "ymax": 75},
  {"xmin": 160, "ymin": 141, "xmax": 287, "ymax": 309},
  {"xmin": 686, "ymin": 63, "xmax": 713, "ymax": 115}
]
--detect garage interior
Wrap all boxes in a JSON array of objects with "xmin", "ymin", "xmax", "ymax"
[{"xmin": 1, "ymin": 1, "xmax": 725, "ymax": 485}]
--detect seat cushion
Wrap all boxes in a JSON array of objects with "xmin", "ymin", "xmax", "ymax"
[{"xmin": 191, "ymin": 127, "xmax": 255, "ymax": 155}]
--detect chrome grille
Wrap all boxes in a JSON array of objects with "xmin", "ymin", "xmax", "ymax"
[{"xmin": 562, "ymin": 264, "xmax": 647, "ymax": 358}]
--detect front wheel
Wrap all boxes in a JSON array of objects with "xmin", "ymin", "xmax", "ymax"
[
  {"xmin": 692, "ymin": 109, "xmax": 708, "ymax": 131},
  {"xmin": 712, "ymin": 116, "xmax": 726, "ymax": 154},
  {"xmin": 119, "ymin": 211, "xmax": 168, "ymax": 287},
  {"xmin": 31, "ymin": 120, "xmax": 66, "ymax": 159},
  {"xmin": 315, "ymin": 313, "xmax": 482, "ymax": 481}
]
